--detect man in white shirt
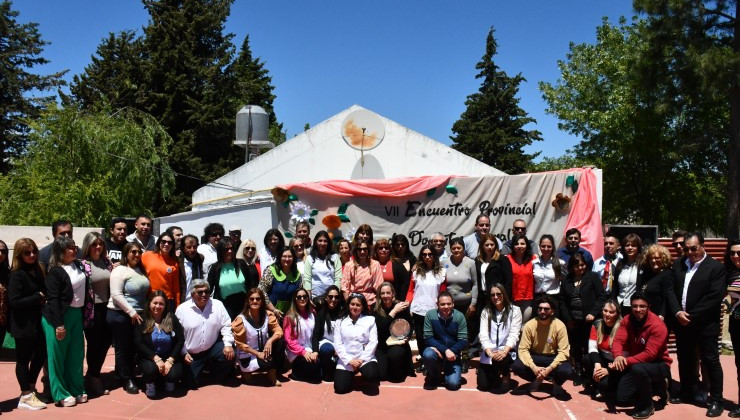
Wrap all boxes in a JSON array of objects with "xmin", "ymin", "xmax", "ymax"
[
  {"xmin": 197, "ymin": 223, "xmax": 224, "ymax": 276},
  {"xmin": 126, "ymin": 214, "xmax": 157, "ymax": 251},
  {"xmin": 592, "ymin": 233, "xmax": 622, "ymax": 294},
  {"xmin": 176, "ymin": 279, "xmax": 235, "ymax": 389},
  {"xmin": 430, "ymin": 232, "xmax": 449, "ymax": 261}
]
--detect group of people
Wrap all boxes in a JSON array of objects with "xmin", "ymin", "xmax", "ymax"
[{"xmin": 0, "ymin": 214, "xmax": 738, "ymax": 420}]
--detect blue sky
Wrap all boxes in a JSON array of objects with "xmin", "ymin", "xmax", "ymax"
[{"xmin": 14, "ymin": 0, "xmax": 635, "ymax": 161}]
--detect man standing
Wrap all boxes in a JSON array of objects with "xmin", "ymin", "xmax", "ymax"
[
  {"xmin": 593, "ymin": 232, "xmax": 622, "ymax": 294},
  {"xmin": 557, "ymin": 228, "xmax": 594, "ymax": 270},
  {"xmin": 429, "ymin": 232, "xmax": 449, "ymax": 261},
  {"xmin": 671, "ymin": 230, "xmax": 687, "ymax": 260},
  {"xmin": 106, "ymin": 217, "xmax": 128, "ymax": 264},
  {"xmin": 198, "ymin": 223, "xmax": 224, "ymax": 276},
  {"xmin": 38, "ymin": 220, "xmax": 76, "ymax": 270},
  {"xmin": 422, "ymin": 291, "xmax": 468, "ymax": 391},
  {"xmin": 175, "ymin": 279, "xmax": 235, "ymax": 389},
  {"xmin": 228, "ymin": 225, "xmax": 242, "ymax": 253},
  {"xmin": 512, "ymin": 295, "xmax": 572, "ymax": 399},
  {"xmin": 500, "ymin": 219, "xmax": 540, "ymax": 255},
  {"xmin": 166, "ymin": 226, "xmax": 184, "ymax": 255},
  {"xmin": 463, "ymin": 214, "xmax": 501, "ymax": 259},
  {"xmin": 611, "ymin": 292, "xmax": 672, "ymax": 419},
  {"xmin": 669, "ymin": 232, "xmax": 726, "ymax": 417},
  {"xmin": 295, "ymin": 221, "xmax": 312, "ymax": 249},
  {"xmin": 126, "ymin": 214, "xmax": 157, "ymax": 251}
]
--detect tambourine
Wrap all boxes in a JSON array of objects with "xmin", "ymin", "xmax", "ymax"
[{"xmin": 389, "ymin": 318, "xmax": 411, "ymax": 340}]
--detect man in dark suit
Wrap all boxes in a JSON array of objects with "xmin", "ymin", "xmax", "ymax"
[{"xmin": 669, "ymin": 232, "xmax": 726, "ymax": 417}]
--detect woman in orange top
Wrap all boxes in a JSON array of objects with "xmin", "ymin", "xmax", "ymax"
[
  {"xmin": 141, "ymin": 233, "xmax": 181, "ymax": 311},
  {"xmin": 506, "ymin": 234, "xmax": 535, "ymax": 323}
]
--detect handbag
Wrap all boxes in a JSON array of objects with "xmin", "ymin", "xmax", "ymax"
[
  {"xmin": 0, "ymin": 282, "xmax": 7, "ymax": 326},
  {"xmin": 80, "ymin": 260, "xmax": 96, "ymax": 328}
]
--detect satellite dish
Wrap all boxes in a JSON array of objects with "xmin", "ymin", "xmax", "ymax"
[{"xmin": 341, "ymin": 110, "xmax": 385, "ymax": 152}]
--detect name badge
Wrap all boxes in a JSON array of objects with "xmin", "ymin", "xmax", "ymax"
[
  {"xmin": 167, "ymin": 267, "xmax": 173, "ymax": 274},
  {"xmin": 547, "ymin": 337, "xmax": 553, "ymax": 344},
  {"xmin": 640, "ymin": 337, "xmax": 646, "ymax": 345}
]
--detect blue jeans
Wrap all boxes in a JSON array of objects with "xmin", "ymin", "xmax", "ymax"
[
  {"xmin": 318, "ymin": 342, "xmax": 336, "ymax": 381},
  {"xmin": 422, "ymin": 347, "xmax": 462, "ymax": 390}
]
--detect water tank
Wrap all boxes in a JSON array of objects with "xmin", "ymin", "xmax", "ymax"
[{"xmin": 235, "ymin": 105, "xmax": 271, "ymax": 149}]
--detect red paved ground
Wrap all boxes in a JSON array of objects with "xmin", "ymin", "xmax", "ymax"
[{"xmin": 0, "ymin": 347, "xmax": 736, "ymax": 420}]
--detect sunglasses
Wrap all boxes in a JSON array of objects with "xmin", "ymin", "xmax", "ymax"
[
  {"xmin": 160, "ymin": 240, "xmax": 173, "ymax": 245},
  {"xmin": 245, "ymin": 247, "xmax": 256, "ymax": 251},
  {"xmin": 537, "ymin": 307, "xmax": 552, "ymax": 312},
  {"xmin": 326, "ymin": 295, "xmax": 339, "ymax": 301},
  {"xmin": 130, "ymin": 250, "xmax": 142, "ymax": 255},
  {"xmin": 248, "ymin": 297, "xmax": 262, "ymax": 302},
  {"xmin": 0, "ymin": 249, "xmax": 8, "ymax": 255},
  {"xmin": 194, "ymin": 290, "xmax": 209, "ymax": 296},
  {"xmin": 491, "ymin": 292, "xmax": 503, "ymax": 297},
  {"xmin": 730, "ymin": 250, "xmax": 740, "ymax": 257},
  {"xmin": 358, "ymin": 248, "xmax": 369, "ymax": 252},
  {"xmin": 22, "ymin": 250, "xmax": 37, "ymax": 257},
  {"xmin": 296, "ymin": 295, "xmax": 309, "ymax": 301},
  {"xmin": 685, "ymin": 246, "xmax": 700, "ymax": 252},
  {"xmin": 293, "ymin": 244, "xmax": 304, "ymax": 249},
  {"xmin": 513, "ymin": 227, "xmax": 526, "ymax": 232},
  {"xmin": 672, "ymin": 241, "xmax": 684, "ymax": 248},
  {"xmin": 377, "ymin": 246, "xmax": 390, "ymax": 250},
  {"xmin": 422, "ymin": 253, "xmax": 434, "ymax": 257}
]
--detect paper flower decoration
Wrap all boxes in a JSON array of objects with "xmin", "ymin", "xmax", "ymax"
[
  {"xmin": 271, "ymin": 187, "xmax": 290, "ymax": 203},
  {"xmin": 290, "ymin": 201, "xmax": 313, "ymax": 222},
  {"xmin": 322, "ymin": 215, "xmax": 342, "ymax": 230},
  {"xmin": 551, "ymin": 193, "xmax": 571, "ymax": 212},
  {"xmin": 344, "ymin": 225, "xmax": 356, "ymax": 241}
]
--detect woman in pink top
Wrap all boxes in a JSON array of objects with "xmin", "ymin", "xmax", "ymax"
[
  {"xmin": 341, "ymin": 240, "xmax": 383, "ymax": 306},
  {"xmin": 506, "ymin": 234, "xmax": 535, "ymax": 323},
  {"xmin": 283, "ymin": 288, "xmax": 320, "ymax": 383}
]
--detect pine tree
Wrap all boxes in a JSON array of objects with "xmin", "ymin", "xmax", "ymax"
[
  {"xmin": 451, "ymin": 27, "xmax": 542, "ymax": 175},
  {"xmin": 0, "ymin": 0, "xmax": 65, "ymax": 173}
]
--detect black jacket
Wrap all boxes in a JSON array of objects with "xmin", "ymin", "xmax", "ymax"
[
  {"xmin": 559, "ymin": 271, "xmax": 605, "ymax": 321},
  {"xmin": 475, "ymin": 257, "xmax": 513, "ymax": 300},
  {"xmin": 179, "ymin": 253, "xmax": 204, "ymax": 298},
  {"xmin": 311, "ymin": 306, "xmax": 343, "ymax": 351},
  {"xmin": 133, "ymin": 315, "xmax": 185, "ymax": 362},
  {"xmin": 637, "ymin": 269, "xmax": 677, "ymax": 318},
  {"xmin": 42, "ymin": 262, "xmax": 89, "ymax": 328},
  {"xmin": 8, "ymin": 267, "xmax": 46, "ymax": 339},
  {"xmin": 670, "ymin": 255, "xmax": 727, "ymax": 336},
  {"xmin": 391, "ymin": 259, "xmax": 413, "ymax": 302},
  {"xmin": 207, "ymin": 259, "xmax": 258, "ymax": 300}
]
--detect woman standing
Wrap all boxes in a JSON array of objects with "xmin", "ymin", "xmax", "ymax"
[
  {"xmin": 232, "ymin": 288, "xmax": 284, "ymax": 386},
  {"xmin": 311, "ymin": 285, "xmax": 344, "ymax": 381},
  {"xmin": 107, "ymin": 242, "xmax": 150, "ymax": 395},
  {"xmin": 259, "ymin": 247, "xmax": 301, "ymax": 320},
  {"xmin": 375, "ymin": 239, "xmax": 396, "ymax": 287},
  {"xmin": 533, "ymin": 234, "xmax": 565, "ymax": 297},
  {"xmin": 724, "ymin": 240, "xmax": 740, "ymax": 418},
  {"xmin": 258, "ymin": 229, "xmax": 284, "ymax": 277},
  {"xmin": 373, "ymin": 282, "xmax": 412, "ymax": 383},
  {"xmin": 290, "ymin": 238, "xmax": 308, "ymax": 277},
  {"xmin": 283, "ymin": 288, "xmax": 321, "ymax": 383},
  {"xmin": 0, "ymin": 239, "xmax": 9, "ymax": 349},
  {"xmin": 639, "ymin": 244, "xmax": 676, "ymax": 320},
  {"xmin": 41, "ymin": 237, "xmax": 92, "ymax": 407},
  {"xmin": 337, "ymin": 239, "xmax": 352, "ymax": 268},
  {"xmin": 444, "ymin": 237, "xmax": 478, "ymax": 371},
  {"xmin": 207, "ymin": 237, "xmax": 255, "ymax": 320},
  {"xmin": 303, "ymin": 231, "xmax": 342, "ymax": 305},
  {"xmin": 141, "ymin": 233, "xmax": 181, "ymax": 310},
  {"xmin": 133, "ymin": 291, "xmax": 184, "ymax": 398},
  {"xmin": 8, "ymin": 238, "xmax": 47, "ymax": 410},
  {"xmin": 405, "ymin": 245, "xmax": 447, "ymax": 372},
  {"xmin": 478, "ymin": 283, "xmax": 522, "ymax": 393},
  {"xmin": 475, "ymin": 233, "xmax": 512, "ymax": 302},
  {"xmin": 559, "ymin": 252, "xmax": 606, "ymax": 385},
  {"xmin": 79, "ymin": 232, "xmax": 113, "ymax": 396},
  {"xmin": 506, "ymin": 234, "xmax": 536, "ymax": 323},
  {"xmin": 238, "ymin": 239, "xmax": 262, "ymax": 283},
  {"xmin": 354, "ymin": 224, "xmax": 374, "ymax": 244},
  {"xmin": 391, "ymin": 234, "xmax": 417, "ymax": 301},
  {"xmin": 178, "ymin": 235, "xmax": 204, "ymax": 301},
  {"xmin": 333, "ymin": 293, "xmax": 379, "ymax": 395},
  {"xmin": 341, "ymin": 240, "xmax": 383, "ymax": 306},
  {"xmin": 612, "ymin": 233, "xmax": 643, "ymax": 316}
]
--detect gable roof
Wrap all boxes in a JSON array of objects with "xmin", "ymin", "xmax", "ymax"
[{"xmin": 192, "ymin": 105, "xmax": 505, "ymax": 208}]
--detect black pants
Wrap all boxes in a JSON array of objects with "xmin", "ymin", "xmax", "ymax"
[
  {"xmin": 582, "ymin": 353, "xmax": 621, "ymax": 399},
  {"xmin": 15, "ymin": 335, "xmax": 46, "ymax": 391},
  {"xmin": 106, "ymin": 309, "xmax": 136, "ymax": 380},
  {"xmin": 731, "ymin": 316, "xmax": 740, "ymax": 401},
  {"xmin": 477, "ymin": 356, "xmax": 514, "ymax": 390},
  {"xmin": 184, "ymin": 341, "xmax": 234, "ymax": 388},
  {"xmin": 291, "ymin": 355, "xmax": 322, "ymax": 383},
  {"xmin": 412, "ymin": 314, "xmax": 427, "ymax": 356},
  {"xmin": 222, "ymin": 293, "xmax": 246, "ymax": 322},
  {"xmin": 138, "ymin": 357, "xmax": 183, "ymax": 383},
  {"xmin": 615, "ymin": 361, "xmax": 670, "ymax": 409},
  {"xmin": 674, "ymin": 326, "xmax": 723, "ymax": 402},
  {"xmin": 567, "ymin": 319, "xmax": 591, "ymax": 370},
  {"xmin": 334, "ymin": 361, "xmax": 379, "ymax": 395},
  {"xmin": 376, "ymin": 343, "xmax": 411, "ymax": 383},
  {"xmin": 84, "ymin": 303, "xmax": 112, "ymax": 378},
  {"xmin": 512, "ymin": 353, "xmax": 573, "ymax": 385}
]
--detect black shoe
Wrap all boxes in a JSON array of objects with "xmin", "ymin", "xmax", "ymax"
[
  {"xmin": 632, "ymin": 404, "xmax": 655, "ymax": 419},
  {"xmin": 423, "ymin": 379, "xmax": 437, "ymax": 390},
  {"xmin": 729, "ymin": 407, "xmax": 740, "ymax": 418},
  {"xmin": 706, "ymin": 401, "xmax": 723, "ymax": 418},
  {"xmin": 462, "ymin": 361, "xmax": 469, "ymax": 374},
  {"xmin": 123, "ymin": 380, "xmax": 139, "ymax": 394}
]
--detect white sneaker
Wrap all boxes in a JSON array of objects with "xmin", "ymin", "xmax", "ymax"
[
  {"xmin": 164, "ymin": 382, "xmax": 175, "ymax": 392},
  {"xmin": 76, "ymin": 394, "xmax": 88, "ymax": 404},
  {"xmin": 529, "ymin": 378, "xmax": 543, "ymax": 392},
  {"xmin": 56, "ymin": 396, "xmax": 76, "ymax": 407},
  {"xmin": 145, "ymin": 383, "xmax": 156, "ymax": 398},
  {"xmin": 18, "ymin": 393, "xmax": 46, "ymax": 410}
]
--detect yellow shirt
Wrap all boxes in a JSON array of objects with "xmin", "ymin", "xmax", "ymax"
[{"xmin": 517, "ymin": 317, "xmax": 570, "ymax": 371}]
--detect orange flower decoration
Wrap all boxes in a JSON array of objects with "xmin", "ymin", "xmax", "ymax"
[
  {"xmin": 271, "ymin": 187, "xmax": 290, "ymax": 203},
  {"xmin": 322, "ymin": 215, "xmax": 342, "ymax": 230},
  {"xmin": 551, "ymin": 193, "xmax": 572, "ymax": 212}
]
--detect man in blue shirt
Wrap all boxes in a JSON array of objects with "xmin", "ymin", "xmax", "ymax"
[
  {"xmin": 557, "ymin": 228, "xmax": 594, "ymax": 271},
  {"xmin": 422, "ymin": 291, "xmax": 468, "ymax": 391}
]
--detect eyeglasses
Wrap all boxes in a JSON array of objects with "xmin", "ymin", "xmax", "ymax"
[
  {"xmin": 537, "ymin": 307, "xmax": 552, "ymax": 312},
  {"xmin": 22, "ymin": 250, "xmax": 37, "ymax": 257},
  {"xmin": 248, "ymin": 297, "xmax": 262, "ymax": 302},
  {"xmin": 194, "ymin": 290, "xmax": 209, "ymax": 296},
  {"xmin": 245, "ymin": 246, "xmax": 256, "ymax": 251},
  {"xmin": 431, "ymin": 240, "xmax": 445, "ymax": 244},
  {"xmin": 57, "ymin": 231, "xmax": 73, "ymax": 237},
  {"xmin": 422, "ymin": 252, "xmax": 434, "ymax": 257},
  {"xmin": 326, "ymin": 295, "xmax": 339, "ymax": 301},
  {"xmin": 686, "ymin": 246, "xmax": 700, "ymax": 252},
  {"xmin": 296, "ymin": 295, "xmax": 309, "ymax": 301}
]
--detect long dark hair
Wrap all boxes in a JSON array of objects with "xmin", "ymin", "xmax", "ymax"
[
  {"xmin": 216, "ymin": 237, "xmax": 236, "ymax": 263},
  {"xmin": 539, "ymin": 234, "xmax": 563, "ymax": 282},
  {"xmin": 310, "ymin": 231, "xmax": 334, "ymax": 260},
  {"xmin": 414, "ymin": 245, "xmax": 442, "ymax": 277},
  {"xmin": 263, "ymin": 229, "xmax": 285, "ymax": 254},
  {"xmin": 510, "ymin": 233, "xmax": 532, "ymax": 263},
  {"xmin": 725, "ymin": 239, "xmax": 740, "ymax": 273},
  {"xmin": 156, "ymin": 233, "xmax": 177, "ymax": 259},
  {"xmin": 616, "ymin": 233, "xmax": 643, "ymax": 270},
  {"xmin": 343, "ymin": 293, "xmax": 370, "ymax": 319},
  {"xmin": 284, "ymin": 288, "xmax": 314, "ymax": 338},
  {"xmin": 319, "ymin": 285, "xmax": 344, "ymax": 334},
  {"xmin": 143, "ymin": 290, "xmax": 174, "ymax": 334},
  {"xmin": 567, "ymin": 252, "xmax": 588, "ymax": 280},
  {"xmin": 242, "ymin": 287, "xmax": 268, "ymax": 323},
  {"xmin": 391, "ymin": 233, "xmax": 414, "ymax": 262},
  {"xmin": 274, "ymin": 246, "xmax": 298, "ymax": 277},
  {"xmin": 483, "ymin": 283, "xmax": 513, "ymax": 337},
  {"xmin": 49, "ymin": 236, "xmax": 76, "ymax": 268}
]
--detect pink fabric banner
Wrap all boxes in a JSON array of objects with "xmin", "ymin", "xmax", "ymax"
[
  {"xmin": 279, "ymin": 175, "xmax": 455, "ymax": 198},
  {"xmin": 563, "ymin": 168, "xmax": 604, "ymax": 260}
]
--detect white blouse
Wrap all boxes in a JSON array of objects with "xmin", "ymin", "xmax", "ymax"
[{"xmin": 333, "ymin": 315, "xmax": 377, "ymax": 371}]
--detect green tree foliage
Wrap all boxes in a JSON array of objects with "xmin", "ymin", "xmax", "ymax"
[
  {"xmin": 528, "ymin": 154, "xmax": 591, "ymax": 172},
  {"xmin": 0, "ymin": 0, "xmax": 65, "ymax": 173},
  {"xmin": 69, "ymin": 0, "xmax": 282, "ymax": 214},
  {"xmin": 540, "ymin": 17, "xmax": 728, "ymax": 235},
  {"xmin": 632, "ymin": 0, "xmax": 738, "ymax": 239},
  {"xmin": 451, "ymin": 27, "xmax": 542, "ymax": 174},
  {"xmin": 0, "ymin": 106, "xmax": 175, "ymax": 227}
]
